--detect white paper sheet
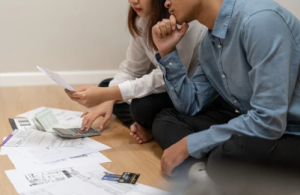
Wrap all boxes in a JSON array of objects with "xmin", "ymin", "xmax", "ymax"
[
  {"xmin": 6, "ymin": 166, "xmax": 87, "ymax": 193},
  {"xmin": 1, "ymin": 129, "xmax": 85, "ymax": 148},
  {"xmin": 37, "ymin": 66, "xmax": 75, "ymax": 92},
  {"xmin": 1, "ymin": 136, "xmax": 110, "ymax": 159},
  {"xmin": 9, "ymin": 137, "xmax": 111, "ymax": 164},
  {"xmin": 0, "ymin": 137, "xmax": 18, "ymax": 155},
  {"xmin": 12, "ymin": 146, "xmax": 97, "ymax": 164},
  {"xmin": 19, "ymin": 177, "xmax": 110, "ymax": 195},
  {"xmin": 20, "ymin": 177, "xmax": 170, "ymax": 195},
  {"xmin": 8, "ymin": 164, "xmax": 170, "ymax": 195},
  {"xmin": 8, "ymin": 152, "xmax": 111, "ymax": 171}
]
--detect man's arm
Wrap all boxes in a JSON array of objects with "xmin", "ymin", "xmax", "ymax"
[{"xmin": 156, "ymin": 50, "xmax": 218, "ymax": 115}]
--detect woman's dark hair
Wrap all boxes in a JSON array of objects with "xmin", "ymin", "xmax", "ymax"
[{"xmin": 128, "ymin": 0, "xmax": 170, "ymax": 50}]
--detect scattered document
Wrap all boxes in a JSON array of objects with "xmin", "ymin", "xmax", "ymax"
[
  {"xmin": 19, "ymin": 177, "xmax": 109, "ymax": 195},
  {"xmin": 8, "ymin": 164, "xmax": 170, "ymax": 195},
  {"xmin": 0, "ymin": 137, "xmax": 18, "ymax": 155},
  {"xmin": 20, "ymin": 176, "xmax": 170, "ymax": 195},
  {"xmin": 12, "ymin": 145, "xmax": 102, "ymax": 164},
  {"xmin": 8, "ymin": 152, "xmax": 111, "ymax": 171},
  {"xmin": 9, "ymin": 137, "xmax": 110, "ymax": 164},
  {"xmin": 37, "ymin": 66, "xmax": 75, "ymax": 92},
  {"xmin": 6, "ymin": 166, "xmax": 84, "ymax": 193},
  {"xmin": 1, "ymin": 129, "xmax": 85, "ymax": 148},
  {"xmin": 0, "ymin": 136, "xmax": 110, "ymax": 158}
]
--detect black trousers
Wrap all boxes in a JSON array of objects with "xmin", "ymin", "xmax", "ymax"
[
  {"xmin": 99, "ymin": 79, "xmax": 174, "ymax": 129},
  {"xmin": 153, "ymin": 106, "xmax": 300, "ymax": 194}
]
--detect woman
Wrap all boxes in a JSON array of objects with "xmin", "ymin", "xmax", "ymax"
[{"xmin": 65, "ymin": 0, "xmax": 207, "ymax": 144}]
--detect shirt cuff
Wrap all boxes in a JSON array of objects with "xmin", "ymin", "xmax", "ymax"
[
  {"xmin": 155, "ymin": 49, "xmax": 186, "ymax": 80},
  {"xmin": 187, "ymin": 131, "xmax": 210, "ymax": 159},
  {"xmin": 118, "ymin": 81, "xmax": 135, "ymax": 101}
]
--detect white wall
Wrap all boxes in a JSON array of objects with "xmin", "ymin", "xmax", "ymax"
[
  {"xmin": 0, "ymin": 0, "xmax": 299, "ymax": 86},
  {"xmin": 274, "ymin": 0, "xmax": 300, "ymax": 19},
  {"xmin": 0, "ymin": 0, "xmax": 130, "ymax": 73},
  {"xmin": 0, "ymin": 0, "xmax": 299, "ymax": 73}
]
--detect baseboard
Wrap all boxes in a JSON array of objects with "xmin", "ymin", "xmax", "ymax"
[{"xmin": 0, "ymin": 70, "xmax": 119, "ymax": 87}]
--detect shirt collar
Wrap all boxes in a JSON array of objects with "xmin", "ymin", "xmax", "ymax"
[{"xmin": 212, "ymin": 0, "xmax": 236, "ymax": 39}]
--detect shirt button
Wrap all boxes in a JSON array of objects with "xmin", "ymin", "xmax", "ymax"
[
  {"xmin": 221, "ymin": 74, "xmax": 226, "ymax": 79},
  {"xmin": 233, "ymin": 99, "xmax": 238, "ymax": 104},
  {"xmin": 170, "ymin": 87, "xmax": 174, "ymax": 91},
  {"xmin": 218, "ymin": 44, "xmax": 222, "ymax": 49},
  {"xmin": 169, "ymin": 62, "xmax": 173, "ymax": 66}
]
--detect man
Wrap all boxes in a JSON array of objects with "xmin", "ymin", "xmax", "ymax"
[{"xmin": 152, "ymin": 0, "xmax": 300, "ymax": 193}]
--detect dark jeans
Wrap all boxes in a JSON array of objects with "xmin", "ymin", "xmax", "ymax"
[
  {"xmin": 153, "ymin": 105, "xmax": 300, "ymax": 194},
  {"xmin": 99, "ymin": 78, "xmax": 174, "ymax": 129}
]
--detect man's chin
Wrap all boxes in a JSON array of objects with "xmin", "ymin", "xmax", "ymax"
[
  {"xmin": 176, "ymin": 18, "xmax": 184, "ymax": 25},
  {"xmin": 175, "ymin": 16, "xmax": 191, "ymax": 24}
]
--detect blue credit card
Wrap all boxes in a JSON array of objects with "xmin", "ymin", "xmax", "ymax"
[
  {"xmin": 102, "ymin": 175, "xmax": 120, "ymax": 181},
  {"xmin": 104, "ymin": 172, "xmax": 122, "ymax": 177}
]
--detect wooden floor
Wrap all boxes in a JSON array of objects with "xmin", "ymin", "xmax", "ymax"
[{"xmin": 0, "ymin": 85, "xmax": 169, "ymax": 195}]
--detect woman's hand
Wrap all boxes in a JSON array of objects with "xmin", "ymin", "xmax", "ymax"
[
  {"xmin": 65, "ymin": 86, "xmax": 122, "ymax": 108},
  {"xmin": 80, "ymin": 100, "xmax": 115, "ymax": 130}
]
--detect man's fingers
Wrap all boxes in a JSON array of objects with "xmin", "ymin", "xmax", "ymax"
[
  {"xmin": 161, "ymin": 156, "xmax": 165, "ymax": 174},
  {"xmin": 159, "ymin": 22, "xmax": 168, "ymax": 37},
  {"xmin": 162, "ymin": 19, "xmax": 172, "ymax": 35},
  {"xmin": 178, "ymin": 22, "xmax": 189, "ymax": 36},
  {"xmin": 165, "ymin": 161, "xmax": 174, "ymax": 176},
  {"xmin": 161, "ymin": 158, "xmax": 173, "ymax": 176},
  {"xmin": 170, "ymin": 15, "xmax": 177, "ymax": 30},
  {"xmin": 154, "ymin": 22, "xmax": 163, "ymax": 38}
]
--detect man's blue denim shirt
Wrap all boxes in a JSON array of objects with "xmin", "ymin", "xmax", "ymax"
[{"xmin": 156, "ymin": 0, "xmax": 300, "ymax": 159}]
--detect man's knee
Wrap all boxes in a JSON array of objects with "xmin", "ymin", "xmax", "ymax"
[
  {"xmin": 207, "ymin": 135, "xmax": 278, "ymax": 170},
  {"xmin": 206, "ymin": 135, "xmax": 300, "ymax": 194}
]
